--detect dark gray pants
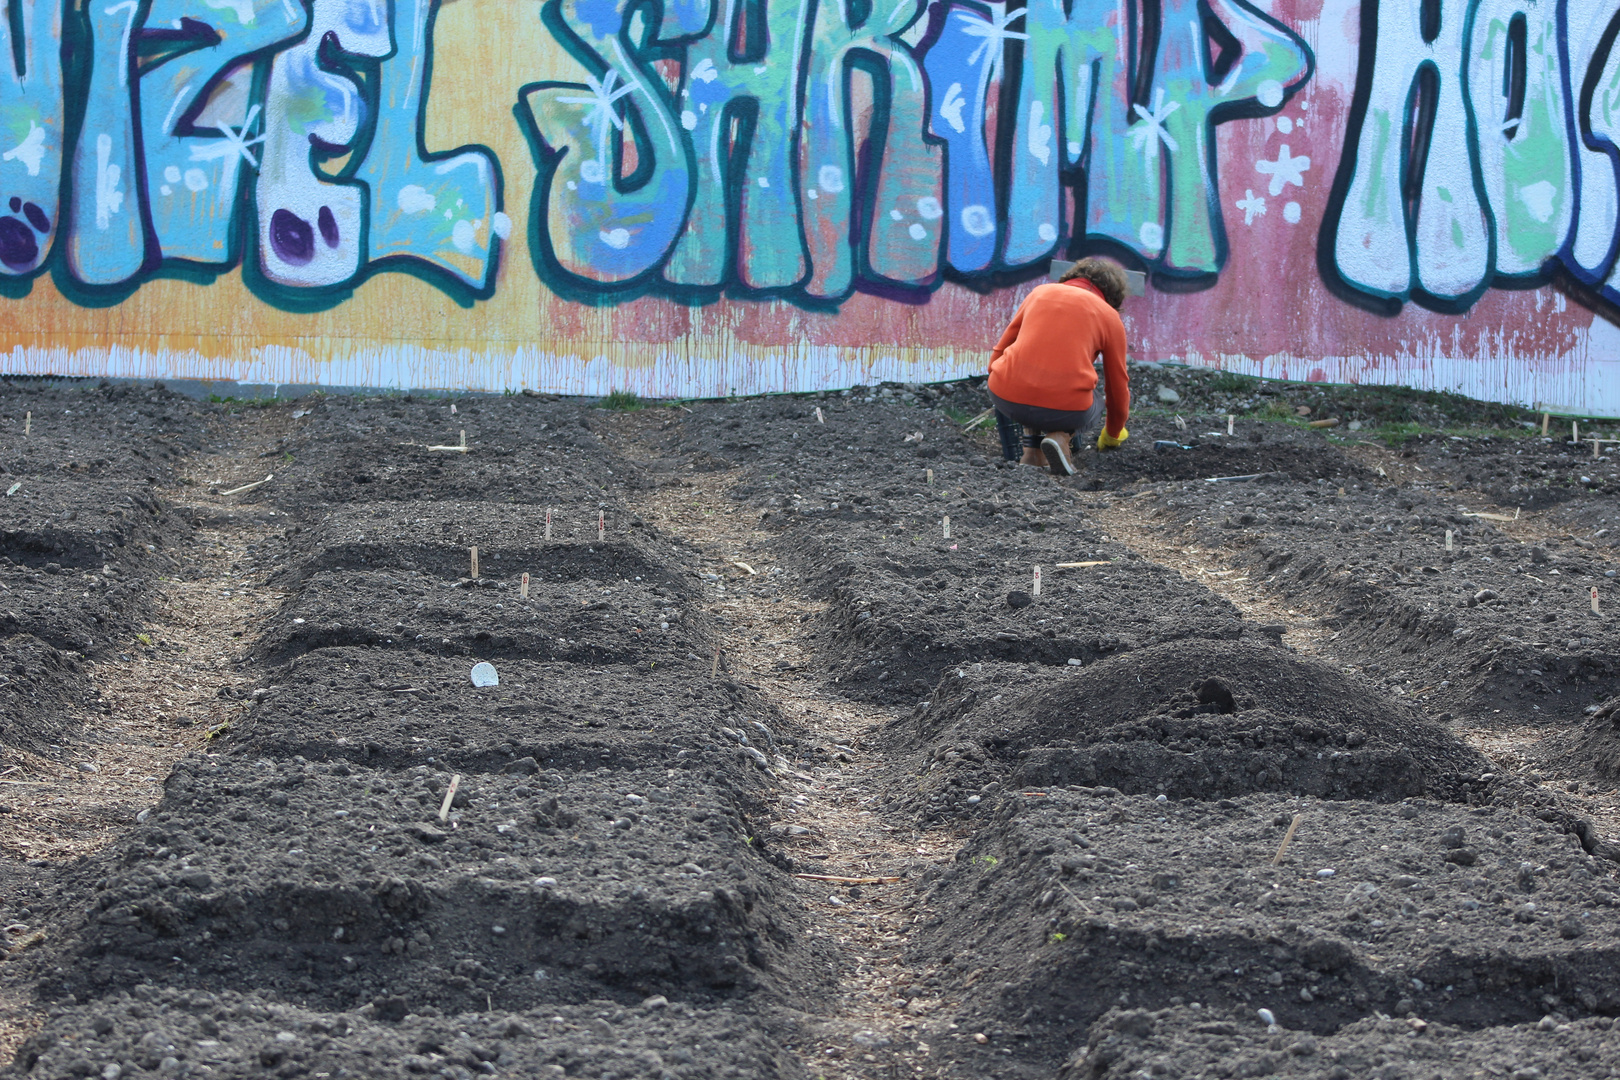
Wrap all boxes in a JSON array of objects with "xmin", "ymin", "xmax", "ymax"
[{"xmin": 990, "ymin": 390, "xmax": 1105, "ymax": 459}]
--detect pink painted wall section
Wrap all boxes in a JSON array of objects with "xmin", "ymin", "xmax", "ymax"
[{"xmin": 0, "ymin": 0, "xmax": 1617, "ymax": 412}]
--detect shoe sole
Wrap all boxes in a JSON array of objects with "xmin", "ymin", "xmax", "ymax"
[{"xmin": 1041, "ymin": 437, "xmax": 1076, "ymax": 476}]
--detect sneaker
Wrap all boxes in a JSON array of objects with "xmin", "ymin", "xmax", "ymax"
[{"xmin": 1041, "ymin": 436, "xmax": 1076, "ymax": 476}]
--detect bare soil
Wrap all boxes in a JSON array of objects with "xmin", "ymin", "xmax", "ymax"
[{"xmin": 4, "ymin": 375, "xmax": 1620, "ymax": 1080}]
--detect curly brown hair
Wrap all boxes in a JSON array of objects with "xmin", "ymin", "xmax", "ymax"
[{"xmin": 1058, "ymin": 257, "xmax": 1128, "ymax": 309}]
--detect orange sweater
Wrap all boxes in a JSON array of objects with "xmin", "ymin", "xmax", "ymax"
[{"xmin": 987, "ymin": 279, "xmax": 1130, "ymax": 437}]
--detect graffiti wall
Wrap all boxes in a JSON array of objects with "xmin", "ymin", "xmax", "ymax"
[{"xmin": 0, "ymin": 0, "xmax": 1618, "ymax": 410}]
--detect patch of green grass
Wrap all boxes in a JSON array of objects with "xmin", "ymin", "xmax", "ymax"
[
  {"xmin": 1209, "ymin": 371, "xmax": 1254, "ymax": 393},
  {"xmin": 601, "ymin": 390, "xmax": 644, "ymax": 411}
]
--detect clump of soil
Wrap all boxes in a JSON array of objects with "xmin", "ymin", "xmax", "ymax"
[
  {"xmin": 907, "ymin": 641, "xmax": 1491, "ymax": 811},
  {"xmin": 15, "ymin": 988, "xmax": 807, "ymax": 1080},
  {"xmin": 907, "ymin": 788, "xmax": 1620, "ymax": 1075},
  {"xmin": 1537, "ymin": 695, "xmax": 1620, "ymax": 784}
]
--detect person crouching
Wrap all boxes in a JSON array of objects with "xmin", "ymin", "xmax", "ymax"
[{"xmin": 987, "ymin": 257, "xmax": 1131, "ymax": 475}]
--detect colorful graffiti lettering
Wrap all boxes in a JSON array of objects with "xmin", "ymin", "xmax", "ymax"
[
  {"xmin": 1321, "ymin": 0, "xmax": 1620, "ymax": 311},
  {"xmin": 1, "ymin": 0, "xmax": 504, "ymax": 303},
  {"xmin": 522, "ymin": 0, "xmax": 1312, "ymax": 299}
]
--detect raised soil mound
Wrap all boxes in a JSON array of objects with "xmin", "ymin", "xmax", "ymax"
[{"xmin": 910, "ymin": 640, "xmax": 1491, "ymax": 810}]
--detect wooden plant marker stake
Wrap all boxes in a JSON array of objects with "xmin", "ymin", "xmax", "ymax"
[
  {"xmin": 545, "ymin": 509, "xmax": 553, "ymax": 541},
  {"xmin": 438, "ymin": 774, "xmax": 462, "ymax": 822},
  {"xmin": 470, "ymin": 547, "xmax": 479, "ymax": 579},
  {"xmin": 1445, "ymin": 530, "xmax": 1454, "ymax": 552},
  {"xmin": 598, "ymin": 510, "xmax": 606, "ymax": 541},
  {"xmin": 815, "ymin": 407, "xmax": 825, "ymax": 424},
  {"xmin": 1574, "ymin": 420, "xmax": 1580, "ymax": 443},
  {"xmin": 712, "ymin": 644, "xmax": 722, "ymax": 677},
  {"xmin": 450, "ymin": 403, "xmax": 457, "ymax": 414},
  {"xmin": 24, "ymin": 411, "xmax": 30, "ymax": 436},
  {"xmin": 1055, "ymin": 561, "xmax": 1111, "ymax": 569},
  {"xmin": 942, "ymin": 516, "xmax": 951, "ymax": 539},
  {"xmin": 1271, "ymin": 813, "xmax": 1303, "ymax": 865},
  {"xmin": 926, "ymin": 468, "xmax": 934, "ymax": 486},
  {"xmin": 220, "ymin": 473, "xmax": 273, "ymax": 496},
  {"xmin": 1542, "ymin": 412, "xmax": 1550, "ymax": 436},
  {"xmin": 1227, "ymin": 414, "xmax": 1234, "ymax": 436},
  {"xmin": 1594, "ymin": 587, "xmax": 1601, "ymax": 615},
  {"xmin": 520, "ymin": 572, "xmax": 530, "ymax": 600},
  {"xmin": 1033, "ymin": 566, "xmax": 1042, "ymax": 596}
]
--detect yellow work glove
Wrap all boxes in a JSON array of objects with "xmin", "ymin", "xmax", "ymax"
[{"xmin": 1096, "ymin": 426, "xmax": 1129, "ymax": 451}]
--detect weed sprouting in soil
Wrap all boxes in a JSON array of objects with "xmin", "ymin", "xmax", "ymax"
[{"xmin": 601, "ymin": 390, "xmax": 645, "ymax": 411}]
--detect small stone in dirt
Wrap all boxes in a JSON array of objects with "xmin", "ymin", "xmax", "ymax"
[
  {"xmin": 1558, "ymin": 915, "xmax": 1585, "ymax": 939},
  {"xmin": 641, "ymin": 995, "xmax": 669, "ymax": 1010},
  {"xmin": 1443, "ymin": 848, "xmax": 1478, "ymax": 866},
  {"xmin": 1440, "ymin": 825, "xmax": 1466, "ymax": 849},
  {"xmin": 1514, "ymin": 903, "xmax": 1538, "ymax": 923},
  {"xmin": 470, "ymin": 662, "xmax": 499, "ymax": 687},
  {"xmin": 407, "ymin": 823, "xmax": 447, "ymax": 843},
  {"xmin": 973, "ymin": 1033, "xmax": 989, "ymax": 1044},
  {"xmin": 1156, "ymin": 386, "xmax": 1181, "ymax": 403},
  {"xmin": 1006, "ymin": 590, "xmax": 1032, "ymax": 608},
  {"xmin": 501, "ymin": 757, "xmax": 539, "ymax": 775},
  {"xmin": 851, "ymin": 1031, "xmax": 891, "ymax": 1047}
]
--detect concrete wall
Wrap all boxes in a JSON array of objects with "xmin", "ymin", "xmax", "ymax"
[{"xmin": 0, "ymin": 0, "xmax": 1615, "ymax": 411}]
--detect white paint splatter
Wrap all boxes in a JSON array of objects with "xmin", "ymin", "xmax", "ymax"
[
  {"xmin": 183, "ymin": 167, "xmax": 208, "ymax": 192},
  {"xmin": 1257, "ymin": 79, "xmax": 1284, "ymax": 108},
  {"xmin": 94, "ymin": 133, "xmax": 123, "ymax": 230},
  {"xmin": 817, "ymin": 165, "xmax": 844, "ymax": 193},
  {"xmin": 1283, "ymin": 201, "xmax": 1301, "ymax": 224},
  {"xmin": 1236, "ymin": 189, "xmax": 1266, "ymax": 225},
  {"xmin": 397, "ymin": 184, "xmax": 436, "ymax": 213},
  {"xmin": 1027, "ymin": 100, "xmax": 1052, "ymax": 166},
  {"xmin": 960, "ymin": 204, "xmax": 994, "ymax": 237},
  {"xmin": 1037, "ymin": 222, "xmax": 1056, "ymax": 242},
  {"xmin": 492, "ymin": 212, "xmax": 512, "ymax": 239},
  {"xmin": 452, "ymin": 218, "xmax": 477, "ymax": 253},
  {"xmin": 908, "ymin": 223, "xmax": 926, "ymax": 240},
  {"xmin": 1138, "ymin": 221, "xmax": 1164, "ymax": 250},
  {"xmin": 1276, "ymin": 115, "xmax": 1293, "ymax": 134},
  {"xmin": 939, "ymin": 82, "xmax": 966, "ymax": 134},
  {"xmin": 681, "ymin": 110, "xmax": 697, "ymax": 131},
  {"xmin": 916, "ymin": 196, "xmax": 942, "ymax": 220},
  {"xmin": 599, "ymin": 227, "xmax": 631, "ymax": 249},
  {"xmin": 3, "ymin": 121, "xmax": 46, "ymax": 177},
  {"xmin": 1519, "ymin": 180, "xmax": 1557, "ymax": 224}
]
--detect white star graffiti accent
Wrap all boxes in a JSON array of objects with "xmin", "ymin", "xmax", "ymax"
[
  {"xmin": 557, "ymin": 69, "xmax": 639, "ymax": 182},
  {"xmin": 1129, "ymin": 88, "xmax": 1181, "ymax": 161},
  {"xmin": 1255, "ymin": 143, "xmax": 1310, "ymax": 196},
  {"xmin": 187, "ymin": 104, "xmax": 266, "ymax": 170},
  {"xmin": 957, "ymin": 8, "xmax": 1027, "ymax": 84},
  {"xmin": 1236, "ymin": 189, "xmax": 1266, "ymax": 225}
]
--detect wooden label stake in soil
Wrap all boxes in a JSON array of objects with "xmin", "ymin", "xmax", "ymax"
[
  {"xmin": 1573, "ymin": 420, "xmax": 1580, "ymax": 443},
  {"xmin": 1271, "ymin": 813, "xmax": 1303, "ymax": 865},
  {"xmin": 450, "ymin": 403, "xmax": 457, "ymax": 414},
  {"xmin": 1594, "ymin": 587, "xmax": 1601, "ymax": 615},
  {"xmin": 926, "ymin": 468, "xmax": 934, "ymax": 486},
  {"xmin": 815, "ymin": 407, "xmax": 825, "ymax": 424},
  {"xmin": 942, "ymin": 515, "xmax": 951, "ymax": 539},
  {"xmin": 470, "ymin": 546, "xmax": 479, "ymax": 579},
  {"xmin": 1542, "ymin": 412, "xmax": 1550, "ymax": 436},
  {"xmin": 1033, "ymin": 566, "xmax": 1042, "ymax": 596},
  {"xmin": 460, "ymin": 429, "xmax": 467, "ymax": 449},
  {"xmin": 598, "ymin": 510, "xmax": 606, "ymax": 541},
  {"xmin": 521, "ymin": 572, "xmax": 530, "ymax": 599},
  {"xmin": 24, "ymin": 411, "xmax": 30, "ymax": 436},
  {"xmin": 1227, "ymin": 414, "xmax": 1235, "ymax": 436},
  {"xmin": 545, "ymin": 509, "xmax": 553, "ymax": 541},
  {"xmin": 712, "ymin": 644, "xmax": 722, "ymax": 677},
  {"xmin": 1445, "ymin": 530, "xmax": 1454, "ymax": 552},
  {"xmin": 438, "ymin": 774, "xmax": 462, "ymax": 822}
]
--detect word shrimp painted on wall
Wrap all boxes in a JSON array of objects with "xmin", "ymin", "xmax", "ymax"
[
  {"xmin": 0, "ymin": 0, "xmax": 506, "ymax": 302},
  {"xmin": 519, "ymin": 0, "xmax": 1314, "ymax": 300}
]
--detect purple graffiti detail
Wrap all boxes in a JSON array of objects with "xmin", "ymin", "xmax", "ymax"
[
  {"xmin": 270, "ymin": 209, "xmax": 316, "ymax": 265},
  {"xmin": 318, "ymin": 205, "xmax": 340, "ymax": 248},
  {"xmin": 23, "ymin": 203, "xmax": 49, "ymax": 233},
  {"xmin": 0, "ymin": 216, "xmax": 41, "ymax": 269},
  {"xmin": 7, "ymin": 198, "xmax": 17, "ymax": 213}
]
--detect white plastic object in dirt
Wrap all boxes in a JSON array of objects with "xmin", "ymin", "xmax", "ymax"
[{"xmin": 470, "ymin": 662, "xmax": 499, "ymax": 687}]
